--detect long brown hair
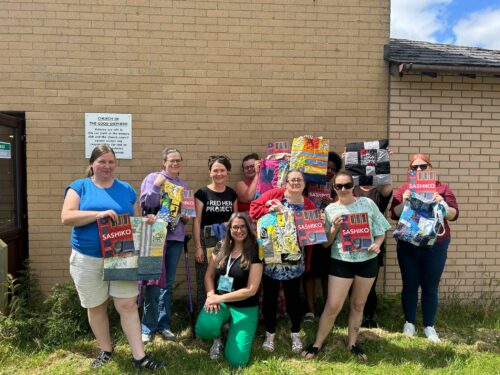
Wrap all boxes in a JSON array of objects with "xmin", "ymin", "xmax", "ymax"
[
  {"xmin": 215, "ymin": 212, "xmax": 257, "ymax": 271},
  {"xmin": 86, "ymin": 144, "xmax": 115, "ymax": 177}
]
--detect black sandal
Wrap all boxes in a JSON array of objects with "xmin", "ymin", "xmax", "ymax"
[
  {"xmin": 131, "ymin": 354, "xmax": 164, "ymax": 370},
  {"xmin": 350, "ymin": 344, "xmax": 368, "ymax": 362},
  {"xmin": 91, "ymin": 350, "xmax": 113, "ymax": 368},
  {"xmin": 301, "ymin": 344, "xmax": 321, "ymax": 359}
]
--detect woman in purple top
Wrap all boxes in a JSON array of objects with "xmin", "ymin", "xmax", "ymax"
[{"xmin": 139, "ymin": 147, "xmax": 190, "ymax": 344}]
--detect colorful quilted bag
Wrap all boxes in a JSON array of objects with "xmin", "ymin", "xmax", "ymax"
[{"xmin": 290, "ymin": 136, "xmax": 329, "ymax": 184}]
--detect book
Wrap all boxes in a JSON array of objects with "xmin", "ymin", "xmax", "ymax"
[
  {"xmin": 294, "ymin": 209, "xmax": 327, "ymax": 246},
  {"xmin": 181, "ymin": 189, "xmax": 196, "ymax": 218},
  {"xmin": 307, "ymin": 183, "xmax": 332, "ymax": 209},
  {"xmin": 408, "ymin": 170, "xmax": 436, "ymax": 200},
  {"xmin": 267, "ymin": 141, "xmax": 290, "ymax": 155},
  {"xmin": 339, "ymin": 212, "xmax": 372, "ymax": 252},
  {"xmin": 98, "ymin": 214, "xmax": 168, "ymax": 280}
]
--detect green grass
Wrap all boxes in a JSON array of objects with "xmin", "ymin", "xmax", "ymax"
[{"xmin": 0, "ymin": 295, "xmax": 498, "ymax": 375}]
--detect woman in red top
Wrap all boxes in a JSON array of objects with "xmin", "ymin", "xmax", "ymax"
[
  {"xmin": 390, "ymin": 154, "xmax": 459, "ymax": 343},
  {"xmin": 250, "ymin": 169, "xmax": 315, "ymax": 354}
]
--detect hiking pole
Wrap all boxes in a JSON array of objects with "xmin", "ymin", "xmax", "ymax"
[{"xmin": 183, "ymin": 234, "xmax": 196, "ymax": 339}]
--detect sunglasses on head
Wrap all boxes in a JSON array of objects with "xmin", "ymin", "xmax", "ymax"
[
  {"xmin": 333, "ymin": 182, "xmax": 354, "ymax": 190},
  {"xmin": 410, "ymin": 164, "xmax": 428, "ymax": 171}
]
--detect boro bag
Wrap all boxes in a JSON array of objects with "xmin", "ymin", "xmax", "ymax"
[
  {"xmin": 290, "ymin": 136, "xmax": 329, "ymax": 184},
  {"xmin": 345, "ymin": 139, "xmax": 391, "ymax": 186},
  {"xmin": 256, "ymin": 208, "xmax": 300, "ymax": 264},
  {"xmin": 254, "ymin": 159, "xmax": 289, "ymax": 198},
  {"xmin": 157, "ymin": 179, "xmax": 184, "ymax": 231},
  {"xmin": 393, "ymin": 192, "xmax": 446, "ymax": 247}
]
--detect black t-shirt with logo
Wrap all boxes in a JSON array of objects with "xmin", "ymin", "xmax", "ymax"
[
  {"xmin": 214, "ymin": 246, "xmax": 262, "ymax": 308},
  {"xmin": 194, "ymin": 186, "xmax": 238, "ymax": 228}
]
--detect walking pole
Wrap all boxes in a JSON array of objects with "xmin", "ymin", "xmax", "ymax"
[{"xmin": 183, "ymin": 234, "xmax": 196, "ymax": 339}]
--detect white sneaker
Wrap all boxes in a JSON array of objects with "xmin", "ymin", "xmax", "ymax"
[
  {"xmin": 403, "ymin": 322, "xmax": 416, "ymax": 337},
  {"xmin": 262, "ymin": 331, "xmax": 275, "ymax": 352},
  {"xmin": 141, "ymin": 333, "xmax": 154, "ymax": 344},
  {"xmin": 290, "ymin": 332, "xmax": 303, "ymax": 353},
  {"xmin": 424, "ymin": 326, "xmax": 441, "ymax": 343},
  {"xmin": 159, "ymin": 329, "xmax": 176, "ymax": 341},
  {"xmin": 209, "ymin": 338, "xmax": 224, "ymax": 360}
]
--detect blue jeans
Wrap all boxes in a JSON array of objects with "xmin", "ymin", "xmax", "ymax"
[
  {"xmin": 142, "ymin": 240, "xmax": 184, "ymax": 334},
  {"xmin": 397, "ymin": 238, "xmax": 450, "ymax": 327}
]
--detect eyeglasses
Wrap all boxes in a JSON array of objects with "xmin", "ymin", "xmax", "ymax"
[
  {"xmin": 231, "ymin": 225, "xmax": 247, "ymax": 232},
  {"xmin": 333, "ymin": 182, "xmax": 354, "ymax": 190},
  {"xmin": 287, "ymin": 178, "xmax": 304, "ymax": 184},
  {"xmin": 410, "ymin": 164, "xmax": 428, "ymax": 171},
  {"xmin": 167, "ymin": 159, "xmax": 182, "ymax": 164},
  {"xmin": 243, "ymin": 165, "xmax": 255, "ymax": 171}
]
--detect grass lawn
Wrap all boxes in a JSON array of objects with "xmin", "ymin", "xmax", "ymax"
[{"xmin": 0, "ymin": 295, "xmax": 498, "ymax": 375}]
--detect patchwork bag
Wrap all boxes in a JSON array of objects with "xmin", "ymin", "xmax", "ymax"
[
  {"xmin": 290, "ymin": 136, "xmax": 329, "ymax": 184},
  {"xmin": 393, "ymin": 192, "xmax": 447, "ymax": 247},
  {"xmin": 256, "ymin": 208, "xmax": 301, "ymax": 264},
  {"xmin": 345, "ymin": 139, "xmax": 391, "ymax": 186}
]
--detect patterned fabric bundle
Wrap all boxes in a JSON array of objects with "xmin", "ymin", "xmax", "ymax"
[
  {"xmin": 256, "ymin": 209, "xmax": 300, "ymax": 264},
  {"xmin": 345, "ymin": 139, "xmax": 391, "ymax": 186},
  {"xmin": 254, "ymin": 159, "xmax": 289, "ymax": 198},
  {"xmin": 393, "ymin": 192, "xmax": 446, "ymax": 247},
  {"xmin": 157, "ymin": 180, "xmax": 184, "ymax": 231},
  {"xmin": 290, "ymin": 136, "xmax": 329, "ymax": 184}
]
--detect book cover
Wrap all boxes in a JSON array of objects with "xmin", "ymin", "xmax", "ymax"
[
  {"xmin": 307, "ymin": 184, "xmax": 331, "ymax": 209},
  {"xmin": 408, "ymin": 170, "xmax": 436, "ymax": 200},
  {"xmin": 181, "ymin": 189, "xmax": 196, "ymax": 218},
  {"xmin": 267, "ymin": 141, "xmax": 290, "ymax": 155},
  {"xmin": 294, "ymin": 209, "xmax": 327, "ymax": 246},
  {"xmin": 97, "ymin": 214, "xmax": 135, "ymax": 258},
  {"xmin": 339, "ymin": 212, "xmax": 372, "ymax": 252}
]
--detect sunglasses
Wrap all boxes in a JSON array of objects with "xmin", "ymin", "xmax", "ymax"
[
  {"xmin": 333, "ymin": 182, "xmax": 354, "ymax": 190},
  {"xmin": 410, "ymin": 164, "xmax": 428, "ymax": 171}
]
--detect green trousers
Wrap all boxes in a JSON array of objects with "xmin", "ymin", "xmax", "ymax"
[{"xmin": 195, "ymin": 302, "xmax": 258, "ymax": 367}]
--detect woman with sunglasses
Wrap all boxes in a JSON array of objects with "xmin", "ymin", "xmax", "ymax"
[
  {"xmin": 195, "ymin": 212, "xmax": 263, "ymax": 367},
  {"xmin": 139, "ymin": 147, "xmax": 190, "ymax": 344},
  {"xmin": 193, "ymin": 155, "xmax": 238, "ymax": 358},
  {"xmin": 235, "ymin": 153, "xmax": 260, "ymax": 214},
  {"xmin": 390, "ymin": 154, "xmax": 458, "ymax": 343},
  {"xmin": 302, "ymin": 171, "xmax": 391, "ymax": 361},
  {"xmin": 250, "ymin": 169, "xmax": 316, "ymax": 354}
]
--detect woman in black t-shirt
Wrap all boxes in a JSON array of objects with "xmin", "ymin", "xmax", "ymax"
[
  {"xmin": 193, "ymin": 155, "xmax": 238, "ymax": 316},
  {"xmin": 195, "ymin": 212, "xmax": 263, "ymax": 367}
]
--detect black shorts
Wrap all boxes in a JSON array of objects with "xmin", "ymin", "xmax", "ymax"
[{"xmin": 329, "ymin": 257, "xmax": 379, "ymax": 279}]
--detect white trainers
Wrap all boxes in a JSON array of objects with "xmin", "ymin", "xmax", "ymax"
[
  {"xmin": 290, "ymin": 332, "xmax": 303, "ymax": 353},
  {"xmin": 403, "ymin": 322, "xmax": 416, "ymax": 337},
  {"xmin": 159, "ymin": 329, "xmax": 176, "ymax": 341},
  {"xmin": 209, "ymin": 338, "xmax": 224, "ymax": 360},
  {"xmin": 262, "ymin": 331, "xmax": 275, "ymax": 352},
  {"xmin": 141, "ymin": 333, "xmax": 154, "ymax": 344},
  {"xmin": 424, "ymin": 326, "xmax": 441, "ymax": 343}
]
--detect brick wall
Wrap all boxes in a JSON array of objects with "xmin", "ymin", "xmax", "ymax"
[
  {"xmin": 0, "ymin": 0, "xmax": 391, "ymax": 293},
  {"xmin": 386, "ymin": 73, "xmax": 500, "ymax": 300}
]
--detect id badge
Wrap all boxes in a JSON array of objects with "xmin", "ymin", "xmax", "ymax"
[{"xmin": 217, "ymin": 275, "xmax": 234, "ymax": 292}]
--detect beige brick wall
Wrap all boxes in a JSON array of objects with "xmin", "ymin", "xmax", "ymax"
[
  {"xmin": 0, "ymin": 0, "xmax": 391, "ymax": 293},
  {"xmin": 386, "ymin": 73, "xmax": 500, "ymax": 300}
]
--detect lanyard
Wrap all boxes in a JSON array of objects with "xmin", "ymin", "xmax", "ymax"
[{"xmin": 225, "ymin": 254, "xmax": 242, "ymax": 276}]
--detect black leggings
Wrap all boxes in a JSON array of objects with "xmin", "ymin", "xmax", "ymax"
[{"xmin": 262, "ymin": 274, "xmax": 302, "ymax": 333}]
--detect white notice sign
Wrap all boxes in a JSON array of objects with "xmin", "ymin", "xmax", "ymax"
[{"xmin": 85, "ymin": 113, "xmax": 132, "ymax": 159}]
